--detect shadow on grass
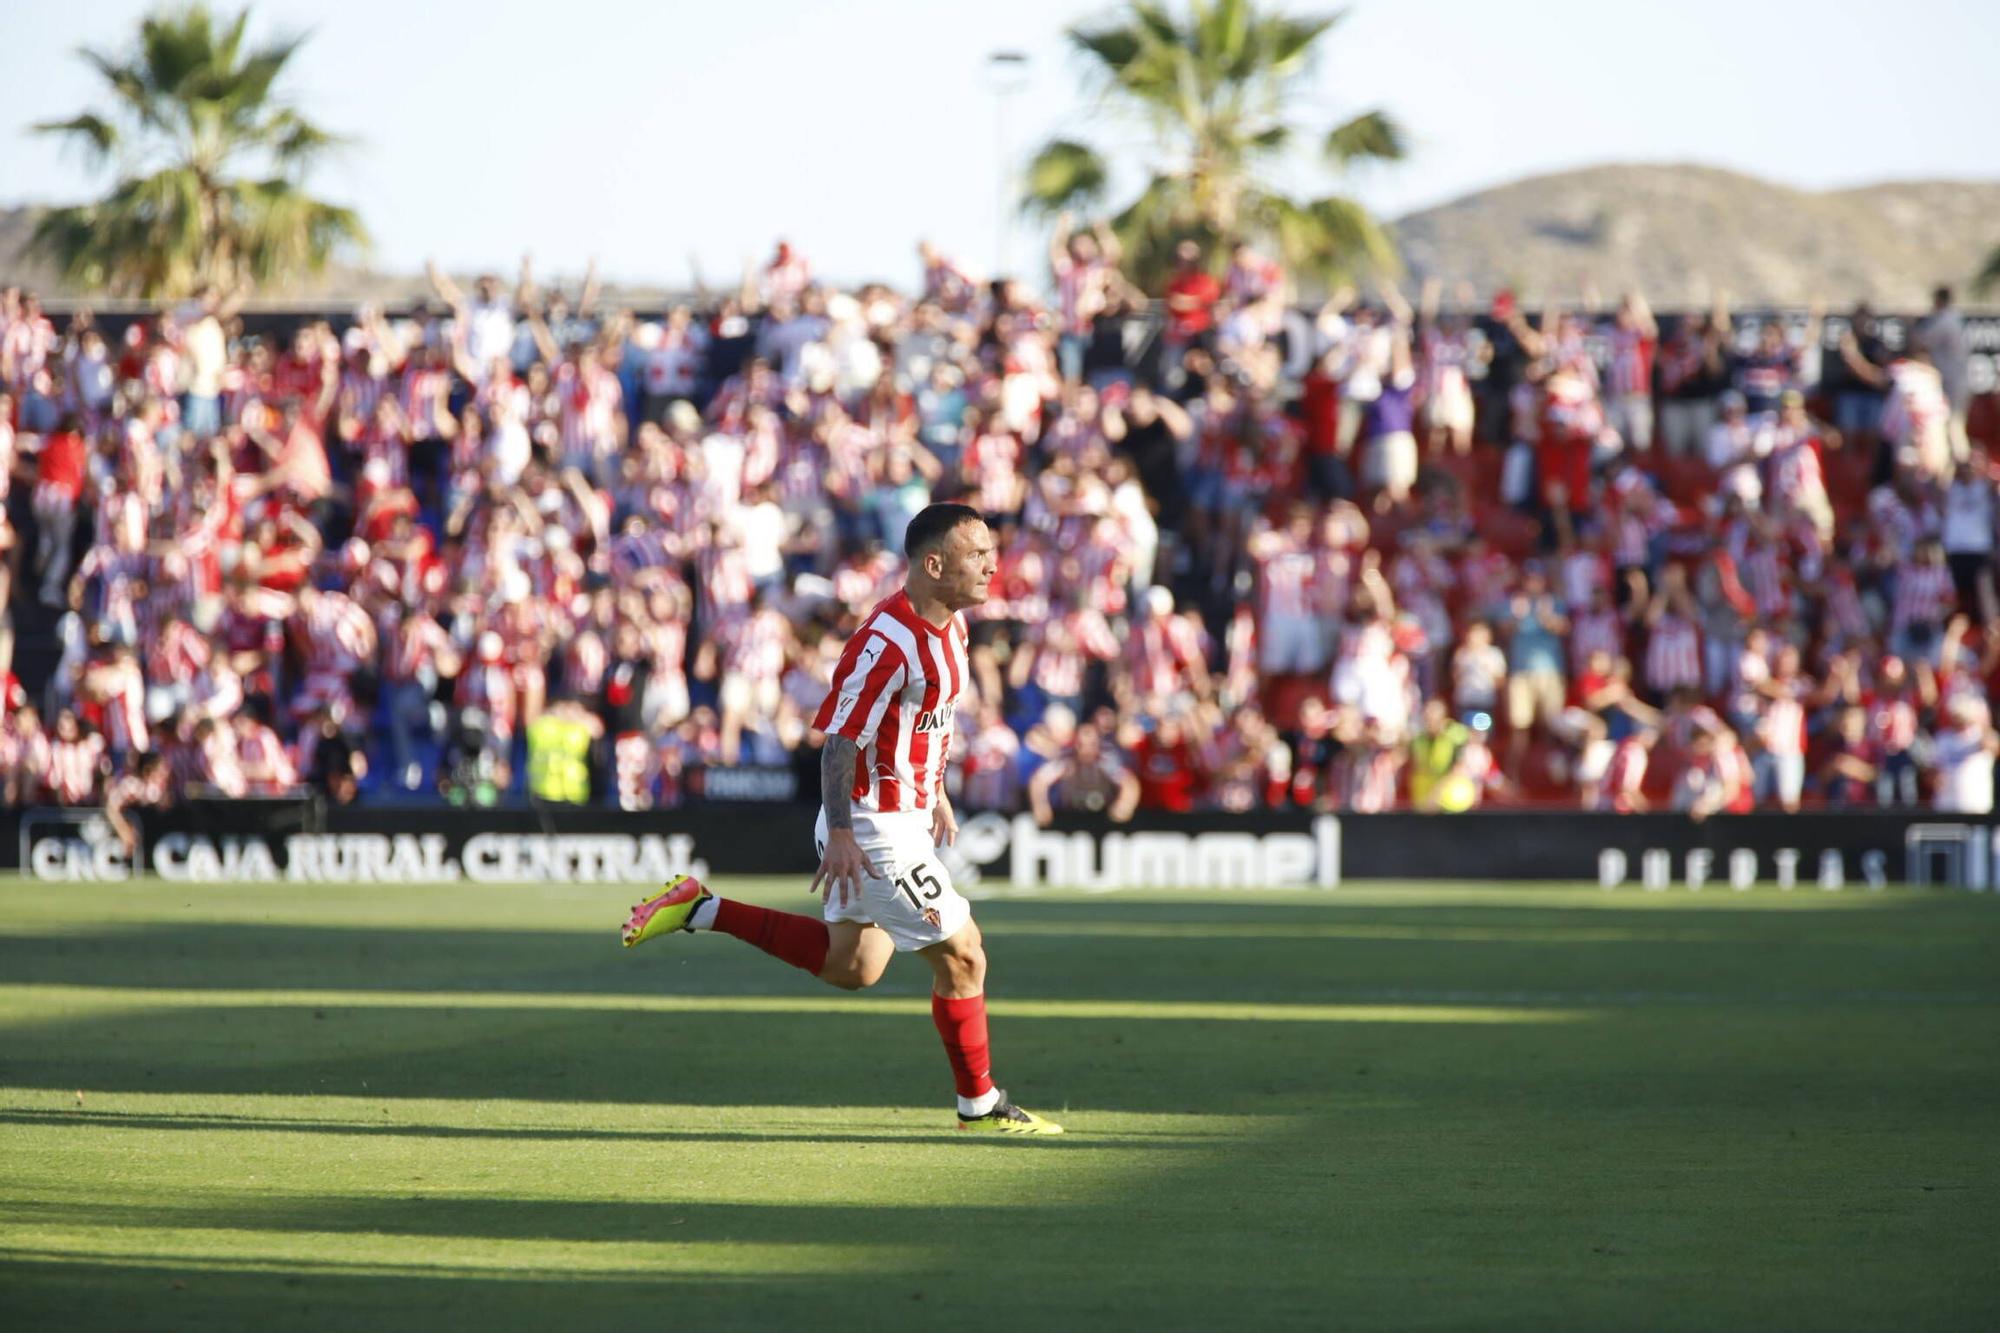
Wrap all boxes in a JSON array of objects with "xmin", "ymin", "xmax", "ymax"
[
  {"xmin": 14, "ymin": 1191, "xmax": 1109, "ymax": 1244},
  {"xmin": 0, "ymin": 999, "xmax": 1455, "ymax": 1112},
  {"xmin": 1, "ymin": 1255, "xmax": 938, "ymax": 1332},
  {"xmin": 5, "ymin": 891, "xmax": 1996, "ymax": 1003}
]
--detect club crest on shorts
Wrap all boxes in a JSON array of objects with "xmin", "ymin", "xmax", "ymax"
[{"xmin": 921, "ymin": 907, "xmax": 942, "ymax": 928}]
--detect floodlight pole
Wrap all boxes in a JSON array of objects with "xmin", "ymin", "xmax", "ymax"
[{"xmin": 987, "ymin": 51, "xmax": 1029, "ymax": 281}]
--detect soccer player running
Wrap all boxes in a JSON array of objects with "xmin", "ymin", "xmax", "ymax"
[{"xmin": 620, "ymin": 503, "xmax": 1062, "ymax": 1135}]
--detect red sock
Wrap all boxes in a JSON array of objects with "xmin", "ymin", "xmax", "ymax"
[
  {"xmin": 931, "ymin": 993, "xmax": 995, "ymax": 1100},
  {"xmin": 712, "ymin": 899, "xmax": 829, "ymax": 977}
]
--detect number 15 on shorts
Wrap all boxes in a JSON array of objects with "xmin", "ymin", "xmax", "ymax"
[{"xmin": 895, "ymin": 864, "xmax": 943, "ymax": 908}]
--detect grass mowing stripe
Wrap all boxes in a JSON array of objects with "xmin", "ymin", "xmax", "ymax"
[
  {"xmin": 2, "ymin": 879, "xmax": 1995, "ymax": 1331},
  {"xmin": 0, "ymin": 984, "xmax": 1581, "ymax": 1025}
]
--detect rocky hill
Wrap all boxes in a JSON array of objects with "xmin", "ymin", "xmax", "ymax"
[
  {"xmin": 1391, "ymin": 163, "xmax": 2000, "ymax": 308},
  {"xmin": 6, "ymin": 163, "xmax": 1997, "ymax": 308}
]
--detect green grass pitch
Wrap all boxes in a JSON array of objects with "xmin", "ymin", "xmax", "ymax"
[{"xmin": 2, "ymin": 875, "xmax": 1997, "ymax": 1330}]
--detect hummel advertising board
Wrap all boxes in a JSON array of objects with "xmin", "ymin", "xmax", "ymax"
[{"xmin": 5, "ymin": 803, "xmax": 1997, "ymax": 890}]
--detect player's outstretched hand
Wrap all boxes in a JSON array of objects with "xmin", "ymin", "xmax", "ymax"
[
  {"xmin": 931, "ymin": 798, "xmax": 958, "ymax": 849},
  {"xmin": 812, "ymin": 828, "xmax": 879, "ymax": 907}
]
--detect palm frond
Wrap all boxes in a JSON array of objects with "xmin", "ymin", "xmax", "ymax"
[
  {"xmin": 1974, "ymin": 246, "xmax": 2000, "ymax": 297},
  {"xmin": 223, "ymin": 31, "xmax": 309, "ymax": 109},
  {"xmin": 1323, "ymin": 109, "xmax": 1407, "ymax": 167},
  {"xmin": 31, "ymin": 113, "xmax": 122, "ymax": 167},
  {"xmin": 1245, "ymin": 189, "xmax": 1398, "ymax": 287},
  {"xmin": 1021, "ymin": 140, "xmax": 1110, "ymax": 219},
  {"xmin": 1255, "ymin": 8, "xmax": 1345, "ymax": 78},
  {"xmin": 232, "ymin": 177, "xmax": 368, "ymax": 286},
  {"xmin": 78, "ymin": 46, "xmax": 163, "ymax": 134},
  {"xmin": 139, "ymin": 7, "xmax": 216, "ymax": 98},
  {"xmin": 263, "ymin": 108, "xmax": 348, "ymax": 171},
  {"xmin": 25, "ymin": 205, "xmax": 109, "ymax": 291}
]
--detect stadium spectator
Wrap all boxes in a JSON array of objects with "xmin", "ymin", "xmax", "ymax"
[
  {"xmin": 1, "ymin": 248, "xmax": 1994, "ymax": 820},
  {"xmin": 1827, "ymin": 303, "xmax": 1891, "ymax": 445},
  {"xmin": 1915, "ymin": 286, "xmax": 1971, "ymax": 462},
  {"xmin": 1028, "ymin": 722, "xmax": 1140, "ymax": 826},
  {"xmin": 1931, "ymin": 695, "xmax": 1999, "ymax": 814},
  {"xmin": 104, "ymin": 748, "xmax": 171, "ymax": 858},
  {"xmin": 1128, "ymin": 711, "xmax": 1201, "ymax": 813}
]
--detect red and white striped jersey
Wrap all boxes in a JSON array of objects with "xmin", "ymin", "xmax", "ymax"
[
  {"xmin": 94, "ymin": 488, "xmax": 146, "ymax": 553},
  {"xmin": 1823, "ymin": 573, "xmax": 1871, "ymax": 645},
  {"xmin": 1340, "ymin": 746, "xmax": 1401, "ymax": 813},
  {"xmin": 1605, "ymin": 327, "xmax": 1655, "ymax": 398},
  {"xmin": 1739, "ymin": 545, "xmax": 1789, "ymax": 619},
  {"xmin": 340, "ymin": 368, "xmax": 387, "ymax": 430},
  {"xmin": 191, "ymin": 665, "xmax": 244, "ymax": 723},
  {"xmin": 812, "ymin": 590, "xmax": 970, "ymax": 814},
  {"xmin": 399, "ymin": 365, "xmax": 451, "ymax": 440},
  {"xmin": 294, "ymin": 590, "xmax": 376, "ymax": 673},
  {"xmin": 1, "ymin": 726, "xmax": 51, "ymax": 797},
  {"xmin": 1758, "ymin": 684, "xmax": 1808, "ymax": 758},
  {"xmin": 45, "ymin": 733, "xmax": 104, "ymax": 805},
  {"xmin": 143, "ymin": 346, "xmax": 181, "ymax": 405},
  {"xmin": 198, "ymin": 727, "xmax": 249, "ymax": 798},
  {"xmin": 556, "ymin": 360, "xmax": 623, "ymax": 466},
  {"xmin": 1891, "ymin": 561, "xmax": 1954, "ymax": 632},
  {"xmin": 1053, "ymin": 255, "xmax": 1108, "ymax": 335},
  {"xmin": 607, "ymin": 527, "xmax": 680, "ymax": 586},
  {"xmin": 121, "ymin": 417, "xmax": 164, "ymax": 508},
  {"xmin": 1644, "ymin": 614, "xmax": 1702, "ymax": 693},
  {"xmin": 236, "ymin": 721, "xmax": 297, "ymax": 794},
  {"xmin": 1126, "ymin": 613, "xmax": 1205, "ymax": 698},
  {"xmin": 1030, "ymin": 608, "xmax": 1119, "ymax": 698},
  {"xmin": 1569, "ymin": 607, "xmax": 1626, "ymax": 672},
  {"xmin": 719, "ymin": 607, "xmax": 790, "ymax": 681},
  {"xmin": 94, "ymin": 660, "xmax": 148, "ymax": 755},
  {"xmin": 386, "ymin": 614, "xmax": 454, "ymax": 684},
  {"xmin": 965, "ymin": 430, "xmax": 1023, "ymax": 515},
  {"xmin": 695, "ymin": 544, "xmax": 753, "ymax": 624},
  {"xmin": 1600, "ymin": 737, "xmax": 1649, "ymax": 812},
  {"xmin": 1559, "ymin": 550, "xmax": 1609, "ymax": 608},
  {"xmin": 2, "ymin": 314, "xmax": 56, "ymax": 382},
  {"xmin": 1766, "ymin": 428, "xmax": 1826, "ymax": 507},
  {"xmin": 1866, "ymin": 691, "xmax": 1919, "ymax": 754},
  {"xmin": 645, "ymin": 620, "xmax": 689, "ymax": 686},
  {"xmin": 1256, "ymin": 542, "xmax": 1319, "ymax": 622},
  {"xmin": 761, "ymin": 252, "xmax": 812, "ymax": 305},
  {"xmin": 147, "ymin": 618, "xmax": 212, "ymax": 687},
  {"xmin": 1610, "ymin": 508, "xmax": 1651, "ymax": 570}
]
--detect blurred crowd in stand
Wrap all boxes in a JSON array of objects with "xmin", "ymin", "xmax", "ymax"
[{"xmin": 2, "ymin": 217, "xmax": 1997, "ymax": 829}]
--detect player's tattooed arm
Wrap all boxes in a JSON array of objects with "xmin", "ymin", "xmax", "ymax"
[{"xmin": 822, "ymin": 736, "xmax": 859, "ymax": 830}]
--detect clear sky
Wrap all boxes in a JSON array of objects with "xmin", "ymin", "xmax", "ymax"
[{"xmin": 3, "ymin": 0, "xmax": 1995, "ymax": 291}]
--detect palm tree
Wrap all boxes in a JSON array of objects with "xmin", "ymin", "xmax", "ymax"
[
  {"xmin": 27, "ymin": 3, "xmax": 366, "ymax": 299},
  {"xmin": 1021, "ymin": 0, "xmax": 1406, "ymax": 292}
]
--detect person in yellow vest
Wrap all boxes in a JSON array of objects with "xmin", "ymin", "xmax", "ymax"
[
  {"xmin": 1408, "ymin": 699, "xmax": 1474, "ymax": 812},
  {"xmin": 527, "ymin": 695, "xmax": 603, "ymax": 804}
]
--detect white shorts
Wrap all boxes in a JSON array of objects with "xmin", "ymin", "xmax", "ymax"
[
  {"xmin": 1259, "ymin": 611, "xmax": 1330, "ymax": 675},
  {"xmin": 1363, "ymin": 431, "xmax": 1418, "ymax": 495},
  {"xmin": 813, "ymin": 807, "xmax": 971, "ymax": 952},
  {"xmin": 1424, "ymin": 389, "xmax": 1475, "ymax": 437}
]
